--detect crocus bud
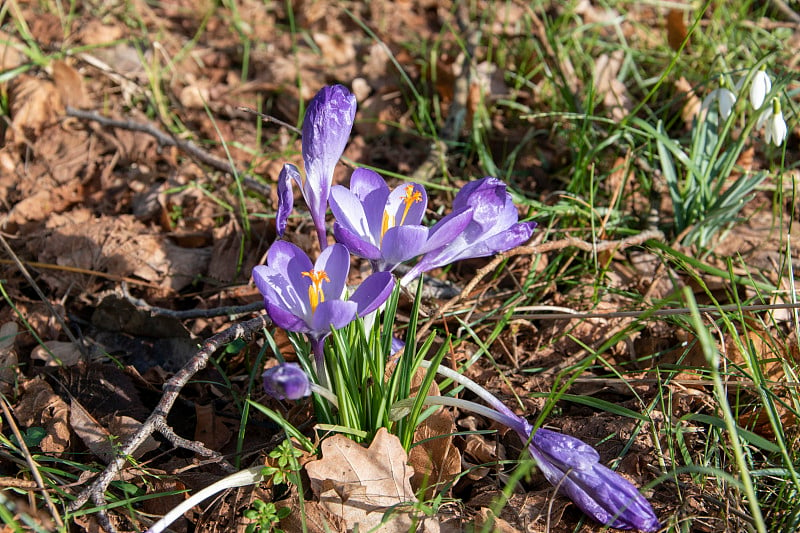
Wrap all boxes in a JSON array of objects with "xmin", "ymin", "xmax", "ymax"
[
  {"xmin": 529, "ymin": 429, "xmax": 660, "ymax": 531},
  {"xmin": 262, "ymin": 363, "xmax": 312, "ymax": 400}
]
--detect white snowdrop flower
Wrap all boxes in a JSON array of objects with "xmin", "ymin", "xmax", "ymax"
[
  {"xmin": 750, "ymin": 69, "xmax": 771, "ymax": 110},
  {"xmin": 702, "ymin": 87, "xmax": 737, "ymax": 120},
  {"xmin": 757, "ymin": 97, "xmax": 787, "ymax": 146}
]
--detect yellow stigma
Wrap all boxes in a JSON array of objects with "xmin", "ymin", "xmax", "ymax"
[{"xmin": 302, "ymin": 269, "xmax": 330, "ymax": 313}]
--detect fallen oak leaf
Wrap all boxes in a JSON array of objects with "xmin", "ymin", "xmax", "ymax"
[{"xmin": 305, "ymin": 428, "xmax": 439, "ymax": 532}]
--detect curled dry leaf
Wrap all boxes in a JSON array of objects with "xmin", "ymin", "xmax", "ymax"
[
  {"xmin": 593, "ymin": 51, "xmax": 632, "ymax": 122},
  {"xmin": 70, "ymin": 399, "xmax": 159, "ymax": 464},
  {"xmin": 675, "ymin": 76, "xmax": 701, "ymax": 128},
  {"xmin": 51, "ymin": 60, "xmax": 91, "ymax": 109},
  {"xmin": 193, "ymin": 403, "xmax": 232, "ymax": 450},
  {"xmin": 0, "ymin": 322, "xmax": 19, "ymax": 396},
  {"xmin": 7, "ymin": 74, "xmax": 63, "ymax": 144},
  {"xmin": 14, "ymin": 377, "xmax": 71, "ymax": 454},
  {"xmin": 31, "ymin": 340, "xmax": 83, "ymax": 367},
  {"xmin": 305, "ymin": 428, "xmax": 439, "ymax": 533},
  {"xmin": 409, "ymin": 406, "xmax": 461, "ymax": 500}
]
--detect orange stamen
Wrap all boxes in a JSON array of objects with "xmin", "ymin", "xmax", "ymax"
[
  {"xmin": 302, "ymin": 269, "xmax": 330, "ymax": 313},
  {"xmin": 399, "ymin": 184, "xmax": 423, "ymax": 226}
]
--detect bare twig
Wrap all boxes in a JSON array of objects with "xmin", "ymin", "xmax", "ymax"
[
  {"xmin": 67, "ymin": 315, "xmax": 271, "ymax": 524},
  {"xmin": 122, "ymin": 282, "xmax": 264, "ymax": 319},
  {"xmin": 236, "ymin": 106, "xmax": 301, "ymax": 135},
  {"xmin": 64, "ymin": 107, "xmax": 270, "ymax": 196}
]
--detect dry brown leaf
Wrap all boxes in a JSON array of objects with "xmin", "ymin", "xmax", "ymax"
[
  {"xmin": 0, "ymin": 322, "xmax": 19, "ymax": 396},
  {"xmin": 193, "ymin": 403, "xmax": 232, "ymax": 450},
  {"xmin": 0, "ymin": 30, "xmax": 25, "ymax": 71},
  {"xmin": 30, "ymin": 341, "xmax": 82, "ymax": 367},
  {"xmin": 593, "ymin": 51, "xmax": 632, "ymax": 122},
  {"xmin": 305, "ymin": 428, "xmax": 439, "ymax": 532},
  {"xmin": 70, "ymin": 399, "xmax": 159, "ymax": 463},
  {"xmin": 7, "ymin": 74, "xmax": 63, "ymax": 143},
  {"xmin": 51, "ymin": 60, "xmax": 90, "ymax": 109},
  {"xmin": 675, "ymin": 76, "xmax": 701, "ymax": 127},
  {"xmin": 15, "ymin": 377, "xmax": 71, "ymax": 454},
  {"xmin": 409, "ymin": 408, "xmax": 461, "ymax": 499},
  {"xmin": 666, "ymin": 9, "xmax": 689, "ymax": 51}
]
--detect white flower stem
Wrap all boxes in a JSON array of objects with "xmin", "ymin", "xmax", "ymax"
[{"xmin": 145, "ymin": 466, "xmax": 265, "ymax": 533}]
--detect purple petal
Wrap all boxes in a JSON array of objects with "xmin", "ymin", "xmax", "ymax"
[
  {"xmin": 263, "ymin": 363, "xmax": 312, "ymax": 400},
  {"xmin": 311, "ymin": 299, "xmax": 358, "ymax": 336},
  {"xmin": 329, "ymin": 185, "xmax": 374, "ymax": 245},
  {"xmin": 316, "ymin": 243, "xmax": 350, "ymax": 301},
  {"xmin": 530, "ymin": 429, "xmax": 660, "ymax": 531},
  {"xmin": 252, "ymin": 264, "xmax": 307, "ymax": 320},
  {"xmin": 380, "ymin": 225, "xmax": 429, "ymax": 267},
  {"xmin": 266, "ymin": 242, "xmax": 314, "ymax": 312},
  {"xmin": 276, "ymin": 164, "xmax": 299, "ymax": 237},
  {"xmin": 350, "ymin": 168, "xmax": 390, "ymax": 240},
  {"xmin": 350, "ymin": 271, "xmax": 395, "ymax": 316},
  {"xmin": 333, "ymin": 222, "xmax": 382, "ymax": 261},
  {"xmin": 532, "ymin": 429, "xmax": 600, "ymax": 469},
  {"xmin": 463, "ymin": 221, "xmax": 536, "ymax": 258},
  {"xmin": 265, "ymin": 300, "xmax": 309, "ymax": 333},
  {"xmin": 422, "ymin": 207, "xmax": 474, "ymax": 255},
  {"xmin": 301, "ymin": 85, "xmax": 357, "ymax": 226},
  {"xmin": 350, "ymin": 167, "xmax": 389, "ymax": 201}
]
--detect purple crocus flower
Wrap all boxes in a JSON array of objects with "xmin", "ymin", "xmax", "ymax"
[
  {"xmin": 329, "ymin": 168, "xmax": 472, "ymax": 272},
  {"xmin": 276, "ymin": 85, "xmax": 357, "ymax": 248},
  {"xmin": 252, "ymin": 241, "xmax": 394, "ymax": 375},
  {"xmin": 526, "ymin": 428, "xmax": 660, "ymax": 531},
  {"xmin": 262, "ymin": 363, "xmax": 312, "ymax": 400},
  {"xmin": 400, "ymin": 177, "xmax": 536, "ymax": 285},
  {"xmin": 276, "ymin": 163, "xmax": 300, "ymax": 238},
  {"xmin": 418, "ymin": 364, "xmax": 660, "ymax": 532}
]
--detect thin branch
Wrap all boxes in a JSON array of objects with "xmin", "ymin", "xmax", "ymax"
[
  {"xmin": 64, "ymin": 107, "xmax": 270, "ymax": 196},
  {"xmin": 67, "ymin": 315, "xmax": 271, "ymax": 520},
  {"xmin": 122, "ymin": 282, "xmax": 264, "ymax": 319}
]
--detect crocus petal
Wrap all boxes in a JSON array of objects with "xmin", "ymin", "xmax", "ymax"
[
  {"xmin": 350, "ymin": 271, "xmax": 395, "ymax": 316},
  {"xmin": 265, "ymin": 242, "xmax": 314, "ymax": 316},
  {"xmin": 263, "ymin": 363, "xmax": 312, "ymax": 400},
  {"xmin": 421, "ymin": 207, "xmax": 474, "ymax": 255},
  {"xmin": 265, "ymin": 300, "xmax": 310, "ymax": 333},
  {"xmin": 333, "ymin": 222, "xmax": 382, "ymax": 260},
  {"xmin": 380, "ymin": 225, "xmax": 430, "ymax": 267},
  {"xmin": 329, "ymin": 185, "xmax": 375, "ymax": 245},
  {"xmin": 311, "ymin": 299, "xmax": 358, "ymax": 336},
  {"xmin": 350, "ymin": 168, "xmax": 391, "ymax": 241},
  {"xmin": 468, "ymin": 221, "xmax": 536, "ymax": 257},
  {"xmin": 252, "ymin": 264, "xmax": 308, "ymax": 321},
  {"xmin": 530, "ymin": 429, "xmax": 660, "ymax": 531},
  {"xmin": 276, "ymin": 164, "xmax": 299, "ymax": 237},
  {"xmin": 301, "ymin": 85, "xmax": 357, "ymax": 228},
  {"xmin": 316, "ymin": 243, "xmax": 350, "ymax": 301},
  {"xmin": 750, "ymin": 70, "xmax": 771, "ymax": 110},
  {"xmin": 350, "ymin": 167, "xmax": 390, "ymax": 202}
]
